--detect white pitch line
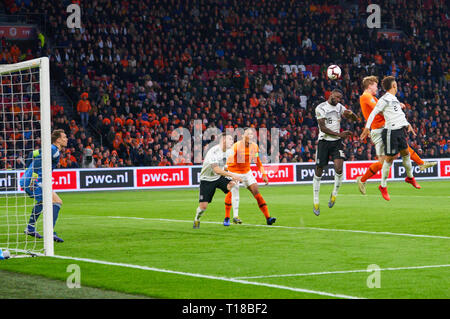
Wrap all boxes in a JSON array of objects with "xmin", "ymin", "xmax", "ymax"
[
  {"xmin": 99, "ymin": 216, "xmax": 450, "ymax": 240},
  {"xmin": 51, "ymin": 254, "xmax": 363, "ymax": 299},
  {"xmin": 233, "ymin": 264, "xmax": 450, "ymax": 280}
]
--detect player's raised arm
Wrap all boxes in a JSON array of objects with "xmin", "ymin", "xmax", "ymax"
[{"xmin": 343, "ymin": 109, "xmax": 358, "ymax": 121}]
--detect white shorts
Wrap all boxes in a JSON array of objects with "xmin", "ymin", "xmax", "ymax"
[
  {"xmin": 370, "ymin": 128, "xmax": 385, "ymax": 156},
  {"xmin": 232, "ymin": 171, "xmax": 257, "ymax": 188}
]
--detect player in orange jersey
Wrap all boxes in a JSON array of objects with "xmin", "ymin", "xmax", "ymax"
[
  {"xmin": 223, "ymin": 128, "xmax": 276, "ymax": 226},
  {"xmin": 356, "ymin": 76, "xmax": 436, "ymax": 194}
]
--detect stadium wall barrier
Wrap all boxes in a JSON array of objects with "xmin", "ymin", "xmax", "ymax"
[{"xmin": 0, "ymin": 158, "xmax": 448, "ymax": 194}]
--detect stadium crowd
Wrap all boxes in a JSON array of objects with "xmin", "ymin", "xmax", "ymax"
[{"xmin": 1, "ymin": 0, "xmax": 449, "ymax": 169}]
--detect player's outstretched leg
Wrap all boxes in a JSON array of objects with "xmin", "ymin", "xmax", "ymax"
[
  {"xmin": 24, "ymin": 203, "xmax": 43, "ymax": 239},
  {"xmin": 356, "ymin": 161, "xmax": 383, "ymax": 195},
  {"xmin": 408, "ymin": 146, "xmax": 436, "ymax": 171},
  {"xmin": 402, "ymin": 153, "xmax": 421, "ymax": 189}
]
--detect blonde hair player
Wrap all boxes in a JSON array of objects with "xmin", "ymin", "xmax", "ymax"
[
  {"xmin": 360, "ymin": 76, "xmax": 422, "ymax": 200},
  {"xmin": 356, "ymin": 76, "xmax": 436, "ymax": 194}
]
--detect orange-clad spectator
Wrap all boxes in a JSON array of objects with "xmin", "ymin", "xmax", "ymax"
[
  {"xmin": 10, "ymin": 44, "xmax": 20, "ymax": 63},
  {"xmin": 151, "ymin": 119, "xmax": 160, "ymax": 127},
  {"xmin": 244, "ymin": 75, "xmax": 250, "ymax": 89},
  {"xmin": 250, "ymin": 94, "xmax": 259, "ymax": 107},
  {"xmin": 289, "ymin": 114, "xmax": 296, "ymax": 126},
  {"xmin": 32, "ymin": 103, "xmax": 40, "ymax": 120},
  {"xmin": 160, "ymin": 115, "xmax": 169, "ymax": 125},
  {"xmin": 69, "ymin": 120, "xmax": 79, "ymax": 135},
  {"xmin": 67, "ymin": 150, "xmax": 77, "ymax": 163},
  {"xmin": 120, "ymin": 59, "xmax": 129, "ymax": 67},
  {"xmin": 126, "ymin": 118, "xmax": 134, "ymax": 126},
  {"xmin": 113, "ymin": 133, "xmax": 123, "ymax": 150},
  {"xmin": 181, "ymin": 51, "xmax": 191, "ymax": 63},
  {"xmin": 114, "ymin": 117, "xmax": 124, "ymax": 127},
  {"xmin": 59, "ymin": 156, "xmax": 68, "ymax": 168},
  {"xmin": 374, "ymin": 52, "xmax": 383, "ymax": 65},
  {"xmin": 12, "ymin": 103, "xmax": 21, "ymax": 114},
  {"xmin": 123, "ymin": 132, "xmax": 132, "ymax": 145},
  {"xmin": 51, "ymin": 101, "xmax": 63, "ymax": 116},
  {"xmin": 103, "ymin": 118, "xmax": 111, "ymax": 126},
  {"xmin": 158, "ymin": 157, "xmax": 171, "ymax": 166},
  {"xmin": 154, "ymin": 55, "xmax": 166, "ymax": 69},
  {"xmin": 25, "ymin": 49, "xmax": 33, "ymax": 61},
  {"xmin": 140, "ymin": 120, "xmax": 150, "ymax": 128},
  {"xmin": 11, "ymin": 131, "xmax": 22, "ymax": 140},
  {"xmin": 77, "ymin": 92, "xmax": 92, "ymax": 128}
]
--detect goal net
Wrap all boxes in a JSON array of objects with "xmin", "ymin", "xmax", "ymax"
[{"xmin": 0, "ymin": 57, "xmax": 53, "ymax": 257}]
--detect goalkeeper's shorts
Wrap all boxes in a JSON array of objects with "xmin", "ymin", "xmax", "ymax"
[
  {"xmin": 21, "ymin": 172, "xmax": 43, "ymax": 203},
  {"xmin": 24, "ymin": 183, "xmax": 43, "ymax": 203}
]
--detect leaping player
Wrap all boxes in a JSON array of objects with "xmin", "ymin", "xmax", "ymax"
[
  {"xmin": 224, "ymin": 128, "xmax": 276, "ymax": 226},
  {"xmin": 313, "ymin": 89, "xmax": 358, "ymax": 216},
  {"xmin": 357, "ymin": 76, "xmax": 436, "ymax": 194},
  {"xmin": 360, "ymin": 76, "xmax": 422, "ymax": 200}
]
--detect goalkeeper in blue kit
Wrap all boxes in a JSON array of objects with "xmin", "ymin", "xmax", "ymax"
[{"xmin": 20, "ymin": 129, "xmax": 68, "ymax": 242}]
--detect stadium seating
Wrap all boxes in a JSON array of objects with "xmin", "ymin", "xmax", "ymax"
[{"xmin": 1, "ymin": 0, "xmax": 448, "ymax": 168}]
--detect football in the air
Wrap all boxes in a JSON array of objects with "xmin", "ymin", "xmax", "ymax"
[{"xmin": 327, "ymin": 65, "xmax": 341, "ymax": 80}]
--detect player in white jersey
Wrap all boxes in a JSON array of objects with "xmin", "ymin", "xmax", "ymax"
[
  {"xmin": 313, "ymin": 89, "xmax": 358, "ymax": 216},
  {"xmin": 360, "ymin": 76, "xmax": 421, "ymax": 201},
  {"xmin": 193, "ymin": 133, "xmax": 242, "ymax": 228}
]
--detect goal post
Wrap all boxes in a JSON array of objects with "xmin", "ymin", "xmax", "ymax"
[{"xmin": 0, "ymin": 57, "xmax": 53, "ymax": 257}]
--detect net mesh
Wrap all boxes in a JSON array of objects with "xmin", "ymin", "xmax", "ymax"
[{"xmin": 0, "ymin": 64, "xmax": 44, "ymax": 256}]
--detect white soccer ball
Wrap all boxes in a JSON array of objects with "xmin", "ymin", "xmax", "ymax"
[
  {"xmin": 327, "ymin": 65, "xmax": 341, "ymax": 80},
  {"xmin": 0, "ymin": 249, "xmax": 10, "ymax": 259}
]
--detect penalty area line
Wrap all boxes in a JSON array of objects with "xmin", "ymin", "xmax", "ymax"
[
  {"xmin": 233, "ymin": 264, "xmax": 450, "ymax": 280},
  {"xmin": 63, "ymin": 216, "xmax": 450, "ymax": 240},
  {"xmin": 98, "ymin": 216, "xmax": 450, "ymax": 240},
  {"xmin": 51, "ymin": 254, "xmax": 363, "ymax": 299}
]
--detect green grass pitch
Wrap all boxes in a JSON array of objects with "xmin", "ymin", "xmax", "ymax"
[{"xmin": 0, "ymin": 180, "xmax": 449, "ymax": 299}]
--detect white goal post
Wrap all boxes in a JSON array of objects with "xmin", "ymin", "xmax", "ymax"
[{"xmin": 0, "ymin": 57, "xmax": 53, "ymax": 257}]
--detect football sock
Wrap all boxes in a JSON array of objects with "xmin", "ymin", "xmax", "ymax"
[
  {"xmin": 402, "ymin": 154, "xmax": 414, "ymax": 178},
  {"xmin": 195, "ymin": 207, "xmax": 205, "ymax": 221},
  {"xmin": 254, "ymin": 193, "xmax": 270, "ymax": 219},
  {"xmin": 53, "ymin": 203, "xmax": 61, "ymax": 227},
  {"xmin": 27, "ymin": 203, "xmax": 43, "ymax": 232},
  {"xmin": 231, "ymin": 185, "xmax": 240, "ymax": 218},
  {"xmin": 332, "ymin": 173, "xmax": 343, "ymax": 197},
  {"xmin": 408, "ymin": 146, "xmax": 423, "ymax": 165},
  {"xmin": 361, "ymin": 161, "xmax": 383, "ymax": 183},
  {"xmin": 381, "ymin": 161, "xmax": 392, "ymax": 187},
  {"xmin": 313, "ymin": 174, "xmax": 321, "ymax": 205},
  {"xmin": 224, "ymin": 192, "xmax": 232, "ymax": 219}
]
